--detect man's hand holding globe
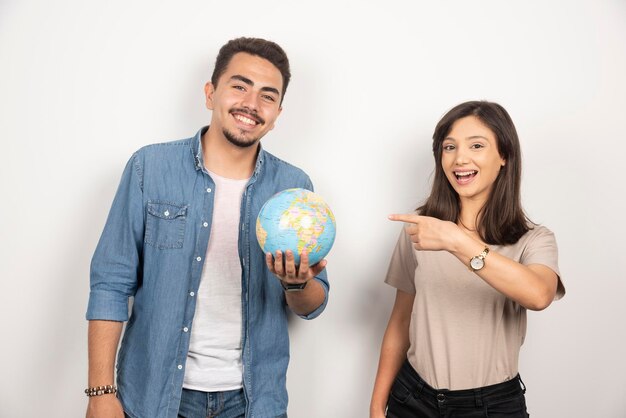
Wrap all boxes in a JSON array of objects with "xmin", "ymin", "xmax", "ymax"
[{"xmin": 265, "ymin": 249, "xmax": 327, "ymax": 291}]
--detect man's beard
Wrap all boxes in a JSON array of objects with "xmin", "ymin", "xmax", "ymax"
[
  {"xmin": 223, "ymin": 128, "xmax": 259, "ymax": 148},
  {"xmin": 223, "ymin": 107, "xmax": 266, "ymax": 148}
]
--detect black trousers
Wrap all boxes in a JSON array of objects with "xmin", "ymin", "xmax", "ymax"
[{"xmin": 387, "ymin": 360, "xmax": 530, "ymax": 418}]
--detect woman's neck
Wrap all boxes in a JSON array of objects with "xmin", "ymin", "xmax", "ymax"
[{"xmin": 458, "ymin": 197, "xmax": 486, "ymax": 233}]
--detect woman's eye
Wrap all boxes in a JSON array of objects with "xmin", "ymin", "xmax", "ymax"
[
  {"xmin": 443, "ymin": 144, "xmax": 455, "ymax": 151},
  {"xmin": 471, "ymin": 143, "xmax": 484, "ymax": 149}
]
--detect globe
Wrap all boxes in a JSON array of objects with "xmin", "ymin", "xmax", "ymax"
[{"xmin": 256, "ymin": 188, "xmax": 336, "ymax": 266}]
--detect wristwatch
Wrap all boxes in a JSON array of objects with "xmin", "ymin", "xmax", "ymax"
[
  {"xmin": 280, "ymin": 280, "xmax": 308, "ymax": 292},
  {"xmin": 469, "ymin": 247, "xmax": 490, "ymax": 272}
]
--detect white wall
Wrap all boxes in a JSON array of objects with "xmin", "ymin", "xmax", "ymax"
[{"xmin": 1, "ymin": 1, "xmax": 625, "ymax": 417}]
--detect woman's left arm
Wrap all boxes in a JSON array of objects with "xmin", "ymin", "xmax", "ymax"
[
  {"xmin": 389, "ymin": 214, "xmax": 559, "ymax": 311},
  {"xmin": 451, "ymin": 237, "xmax": 558, "ymax": 311}
]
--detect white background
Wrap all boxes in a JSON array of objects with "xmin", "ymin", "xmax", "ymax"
[{"xmin": 1, "ymin": 1, "xmax": 625, "ymax": 417}]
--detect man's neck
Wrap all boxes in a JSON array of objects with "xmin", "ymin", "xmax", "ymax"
[{"xmin": 202, "ymin": 126, "xmax": 258, "ymax": 179}]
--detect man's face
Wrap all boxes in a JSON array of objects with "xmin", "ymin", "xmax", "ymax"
[{"xmin": 205, "ymin": 52, "xmax": 283, "ymax": 148}]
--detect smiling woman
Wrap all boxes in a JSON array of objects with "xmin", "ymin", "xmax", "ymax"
[
  {"xmin": 441, "ymin": 117, "xmax": 506, "ymax": 204},
  {"xmin": 371, "ymin": 101, "xmax": 565, "ymax": 418},
  {"xmin": 421, "ymin": 101, "xmax": 529, "ymax": 245}
]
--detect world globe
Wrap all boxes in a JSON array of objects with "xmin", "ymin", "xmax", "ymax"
[{"xmin": 256, "ymin": 188, "xmax": 336, "ymax": 266}]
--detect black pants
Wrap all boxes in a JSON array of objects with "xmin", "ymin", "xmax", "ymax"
[{"xmin": 387, "ymin": 360, "xmax": 529, "ymax": 418}]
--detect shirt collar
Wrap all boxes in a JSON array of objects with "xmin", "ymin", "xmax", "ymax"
[{"xmin": 191, "ymin": 126, "xmax": 266, "ymax": 178}]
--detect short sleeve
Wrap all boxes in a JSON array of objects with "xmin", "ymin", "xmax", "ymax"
[
  {"xmin": 384, "ymin": 228, "xmax": 418, "ymax": 294},
  {"xmin": 520, "ymin": 225, "xmax": 565, "ymax": 300}
]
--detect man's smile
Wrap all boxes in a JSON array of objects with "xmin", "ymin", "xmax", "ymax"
[{"xmin": 230, "ymin": 108, "xmax": 265, "ymax": 128}]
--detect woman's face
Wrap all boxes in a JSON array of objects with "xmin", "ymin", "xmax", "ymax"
[{"xmin": 441, "ymin": 116, "xmax": 506, "ymax": 206}]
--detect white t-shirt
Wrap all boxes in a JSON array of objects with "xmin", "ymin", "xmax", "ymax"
[{"xmin": 183, "ymin": 170, "xmax": 248, "ymax": 391}]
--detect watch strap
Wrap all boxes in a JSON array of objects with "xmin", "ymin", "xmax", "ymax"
[{"xmin": 280, "ymin": 280, "xmax": 308, "ymax": 291}]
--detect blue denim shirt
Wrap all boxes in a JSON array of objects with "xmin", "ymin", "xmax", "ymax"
[{"xmin": 86, "ymin": 127, "xmax": 330, "ymax": 418}]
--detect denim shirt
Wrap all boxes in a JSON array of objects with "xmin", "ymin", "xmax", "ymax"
[{"xmin": 86, "ymin": 127, "xmax": 330, "ymax": 418}]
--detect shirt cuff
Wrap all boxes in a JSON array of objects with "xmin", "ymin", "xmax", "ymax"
[
  {"xmin": 296, "ymin": 278, "xmax": 329, "ymax": 320},
  {"xmin": 86, "ymin": 290, "xmax": 130, "ymax": 321}
]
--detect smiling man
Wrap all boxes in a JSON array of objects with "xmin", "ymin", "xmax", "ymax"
[{"xmin": 85, "ymin": 38, "xmax": 330, "ymax": 418}]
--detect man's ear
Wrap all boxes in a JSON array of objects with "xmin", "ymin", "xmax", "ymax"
[
  {"xmin": 204, "ymin": 82, "xmax": 215, "ymax": 110},
  {"xmin": 268, "ymin": 106, "xmax": 283, "ymax": 131}
]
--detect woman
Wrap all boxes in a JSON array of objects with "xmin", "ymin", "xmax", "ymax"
[{"xmin": 370, "ymin": 101, "xmax": 564, "ymax": 417}]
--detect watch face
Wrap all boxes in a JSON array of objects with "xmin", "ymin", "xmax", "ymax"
[{"xmin": 470, "ymin": 256, "xmax": 484, "ymax": 271}]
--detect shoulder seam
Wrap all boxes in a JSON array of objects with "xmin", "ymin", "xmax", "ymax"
[{"xmin": 131, "ymin": 152, "xmax": 144, "ymax": 190}]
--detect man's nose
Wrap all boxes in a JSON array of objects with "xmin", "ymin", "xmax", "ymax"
[{"xmin": 240, "ymin": 91, "xmax": 259, "ymax": 111}]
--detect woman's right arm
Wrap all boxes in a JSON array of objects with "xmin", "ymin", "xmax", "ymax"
[{"xmin": 370, "ymin": 289, "xmax": 415, "ymax": 418}]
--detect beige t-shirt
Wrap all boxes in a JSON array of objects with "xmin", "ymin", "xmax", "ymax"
[{"xmin": 385, "ymin": 224, "xmax": 564, "ymax": 390}]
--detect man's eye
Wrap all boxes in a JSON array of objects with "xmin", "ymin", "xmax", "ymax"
[
  {"xmin": 262, "ymin": 95, "xmax": 276, "ymax": 102},
  {"xmin": 233, "ymin": 85, "xmax": 246, "ymax": 91}
]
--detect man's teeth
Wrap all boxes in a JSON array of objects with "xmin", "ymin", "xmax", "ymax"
[{"xmin": 234, "ymin": 114, "xmax": 257, "ymax": 125}]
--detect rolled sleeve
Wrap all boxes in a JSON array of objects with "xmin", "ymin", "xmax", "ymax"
[
  {"xmin": 297, "ymin": 270, "xmax": 330, "ymax": 320},
  {"xmin": 86, "ymin": 289, "xmax": 133, "ymax": 321},
  {"xmin": 86, "ymin": 153, "xmax": 145, "ymax": 321}
]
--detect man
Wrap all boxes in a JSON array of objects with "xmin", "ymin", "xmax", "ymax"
[{"xmin": 85, "ymin": 37, "xmax": 330, "ymax": 418}]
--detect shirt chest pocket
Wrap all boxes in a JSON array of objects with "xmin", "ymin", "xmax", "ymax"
[{"xmin": 145, "ymin": 201, "xmax": 188, "ymax": 249}]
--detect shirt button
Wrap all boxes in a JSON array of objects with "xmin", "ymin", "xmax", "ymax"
[
  {"xmin": 177, "ymin": 365, "xmax": 183, "ymax": 370},
  {"xmin": 183, "ymin": 327, "xmax": 189, "ymax": 332},
  {"xmin": 196, "ymin": 256, "xmax": 202, "ymax": 262},
  {"xmin": 206, "ymin": 188, "xmax": 212, "ymax": 193},
  {"xmin": 203, "ymin": 222, "xmax": 208, "ymax": 227},
  {"xmin": 189, "ymin": 292, "xmax": 195, "ymax": 297},
  {"xmin": 164, "ymin": 210, "xmax": 170, "ymax": 216}
]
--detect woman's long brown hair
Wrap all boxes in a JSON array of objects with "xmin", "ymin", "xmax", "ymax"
[{"xmin": 418, "ymin": 101, "xmax": 531, "ymax": 245}]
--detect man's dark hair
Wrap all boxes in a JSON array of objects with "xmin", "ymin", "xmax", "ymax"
[
  {"xmin": 211, "ymin": 37, "xmax": 291, "ymax": 104},
  {"xmin": 418, "ymin": 100, "xmax": 531, "ymax": 245}
]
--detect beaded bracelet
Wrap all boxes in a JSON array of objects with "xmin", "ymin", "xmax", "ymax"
[{"xmin": 85, "ymin": 384, "xmax": 117, "ymax": 397}]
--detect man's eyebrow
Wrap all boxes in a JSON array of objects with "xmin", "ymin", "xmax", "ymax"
[
  {"xmin": 230, "ymin": 74, "xmax": 280, "ymax": 97},
  {"xmin": 260, "ymin": 86, "xmax": 280, "ymax": 96},
  {"xmin": 230, "ymin": 74, "xmax": 254, "ymax": 86}
]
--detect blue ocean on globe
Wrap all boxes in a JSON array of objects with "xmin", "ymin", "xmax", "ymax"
[{"xmin": 256, "ymin": 188, "xmax": 336, "ymax": 266}]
